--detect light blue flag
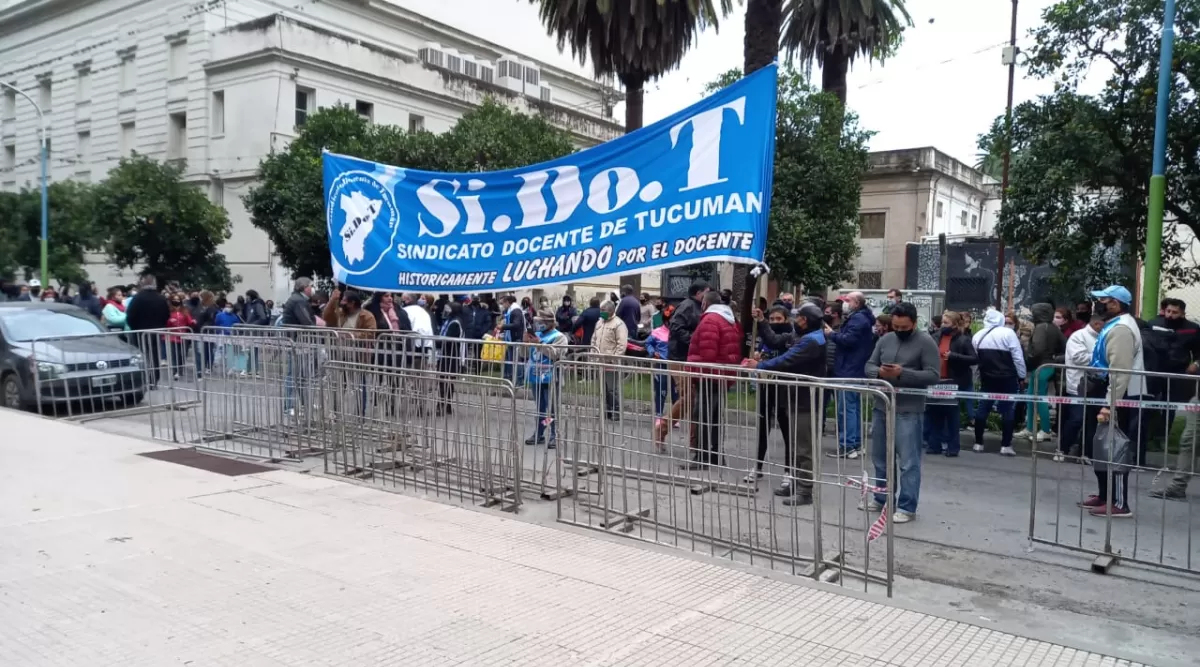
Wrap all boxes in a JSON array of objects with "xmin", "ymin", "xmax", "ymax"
[{"xmin": 323, "ymin": 63, "xmax": 778, "ymax": 292}]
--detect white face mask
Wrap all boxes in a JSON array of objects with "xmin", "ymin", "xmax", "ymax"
[{"xmin": 224, "ymin": 307, "xmax": 234, "ymax": 314}]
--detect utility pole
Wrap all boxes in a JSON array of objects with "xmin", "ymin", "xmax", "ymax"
[
  {"xmin": 0, "ymin": 81, "xmax": 49, "ymax": 284},
  {"xmin": 995, "ymin": 0, "xmax": 1018, "ymax": 311},
  {"xmin": 1140, "ymin": 0, "xmax": 1177, "ymax": 320}
]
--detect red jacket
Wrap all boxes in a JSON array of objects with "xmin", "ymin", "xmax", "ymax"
[{"xmin": 687, "ymin": 306, "xmax": 744, "ymax": 373}]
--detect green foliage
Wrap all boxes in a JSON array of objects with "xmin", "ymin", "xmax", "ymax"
[
  {"xmin": 978, "ymin": 0, "xmax": 1200, "ymax": 289},
  {"xmin": 781, "ymin": 0, "xmax": 912, "ymax": 101},
  {"xmin": 0, "ymin": 181, "xmax": 97, "ymax": 286},
  {"xmin": 89, "ymin": 154, "xmax": 235, "ymax": 291},
  {"xmin": 707, "ymin": 65, "xmax": 872, "ymax": 291},
  {"xmin": 244, "ymin": 101, "xmax": 577, "ymax": 280}
]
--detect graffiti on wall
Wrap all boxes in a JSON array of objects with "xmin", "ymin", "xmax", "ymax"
[{"xmin": 905, "ymin": 241, "xmax": 1059, "ymax": 315}]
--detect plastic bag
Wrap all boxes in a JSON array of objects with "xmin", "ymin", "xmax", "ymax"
[
  {"xmin": 1092, "ymin": 421, "xmax": 1134, "ymax": 473},
  {"xmin": 481, "ymin": 334, "xmax": 505, "ymax": 363}
]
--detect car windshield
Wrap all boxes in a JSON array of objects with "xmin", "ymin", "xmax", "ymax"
[{"xmin": 0, "ymin": 309, "xmax": 105, "ymax": 342}]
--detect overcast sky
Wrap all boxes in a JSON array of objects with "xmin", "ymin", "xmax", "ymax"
[{"xmin": 394, "ymin": 0, "xmax": 1062, "ymax": 165}]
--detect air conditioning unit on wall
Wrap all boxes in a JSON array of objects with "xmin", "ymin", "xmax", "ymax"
[{"xmin": 418, "ymin": 42, "xmax": 444, "ymax": 68}]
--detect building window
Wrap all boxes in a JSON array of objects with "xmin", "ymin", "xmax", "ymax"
[
  {"xmin": 857, "ymin": 271, "xmax": 883, "ymax": 289},
  {"xmin": 2, "ymin": 144, "xmax": 14, "ymax": 169},
  {"xmin": 479, "ymin": 65, "xmax": 494, "ymax": 84},
  {"xmin": 168, "ymin": 40, "xmax": 188, "ymax": 79},
  {"xmin": 74, "ymin": 170, "xmax": 91, "ymax": 183},
  {"xmin": 1, "ymin": 87, "xmax": 14, "ymax": 119},
  {"xmin": 295, "ymin": 87, "xmax": 314, "ymax": 127},
  {"xmin": 120, "ymin": 56, "xmax": 137, "ymax": 91},
  {"xmin": 408, "ymin": 114, "xmax": 424, "ymax": 133},
  {"xmin": 463, "ymin": 60, "xmax": 478, "ymax": 78},
  {"xmin": 446, "ymin": 54, "xmax": 461, "ymax": 72},
  {"xmin": 119, "ymin": 121, "xmax": 136, "ymax": 156},
  {"xmin": 211, "ymin": 178, "xmax": 224, "ymax": 206},
  {"xmin": 167, "ymin": 112, "xmax": 186, "ymax": 160},
  {"xmin": 37, "ymin": 76, "xmax": 51, "ymax": 111},
  {"xmin": 971, "ymin": 213, "xmax": 978, "ymax": 228},
  {"xmin": 960, "ymin": 210, "xmax": 968, "ymax": 226},
  {"xmin": 76, "ymin": 131, "xmax": 90, "ymax": 161},
  {"xmin": 211, "ymin": 90, "xmax": 225, "ymax": 136},
  {"xmin": 499, "ymin": 60, "xmax": 524, "ymax": 80},
  {"xmin": 935, "ymin": 200, "xmax": 944, "ymax": 218},
  {"xmin": 355, "ymin": 100, "xmax": 374, "ymax": 123},
  {"xmin": 75, "ymin": 68, "xmax": 91, "ymax": 103},
  {"xmin": 858, "ymin": 212, "xmax": 886, "ymax": 239}
]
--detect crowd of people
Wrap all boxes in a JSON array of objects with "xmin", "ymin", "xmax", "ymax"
[{"xmin": 3, "ymin": 274, "xmax": 1193, "ymax": 524}]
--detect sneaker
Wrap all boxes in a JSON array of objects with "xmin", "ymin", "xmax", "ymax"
[
  {"xmin": 944, "ymin": 450, "xmax": 959, "ymax": 458},
  {"xmin": 772, "ymin": 477, "xmax": 796, "ymax": 497},
  {"xmin": 524, "ymin": 435, "xmax": 542, "ymax": 446},
  {"xmin": 1052, "ymin": 450, "xmax": 1065, "ymax": 463},
  {"xmin": 782, "ymin": 493, "xmax": 813, "ymax": 507},
  {"xmin": 999, "ymin": 446, "xmax": 1016, "ymax": 457},
  {"xmin": 546, "ymin": 441, "xmax": 557, "ymax": 450},
  {"xmin": 1077, "ymin": 495, "xmax": 1105, "ymax": 509},
  {"xmin": 1149, "ymin": 488, "xmax": 1187, "ymax": 501},
  {"xmin": 972, "ymin": 443, "xmax": 985, "ymax": 453},
  {"xmin": 858, "ymin": 498, "xmax": 882, "ymax": 512},
  {"xmin": 1014, "ymin": 429, "xmax": 1033, "ymax": 439},
  {"xmin": 925, "ymin": 448, "xmax": 943, "ymax": 456},
  {"xmin": 1088, "ymin": 504, "xmax": 1133, "ymax": 518},
  {"xmin": 742, "ymin": 471, "xmax": 763, "ymax": 484},
  {"xmin": 829, "ymin": 448, "xmax": 861, "ymax": 460},
  {"xmin": 1036, "ymin": 431, "xmax": 1053, "ymax": 443},
  {"xmin": 893, "ymin": 510, "xmax": 915, "ymax": 524}
]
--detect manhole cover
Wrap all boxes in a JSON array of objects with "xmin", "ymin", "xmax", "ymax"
[{"xmin": 138, "ymin": 449, "xmax": 273, "ymax": 476}]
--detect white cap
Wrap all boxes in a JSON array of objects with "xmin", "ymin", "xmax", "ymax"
[{"xmin": 28, "ymin": 279, "xmax": 41, "ymax": 287}]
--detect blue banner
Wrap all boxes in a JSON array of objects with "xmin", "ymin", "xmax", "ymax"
[{"xmin": 323, "ymin": 64, "xmax": 777, "ymax": 292}]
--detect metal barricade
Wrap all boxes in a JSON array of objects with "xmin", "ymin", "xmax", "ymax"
[
  {"xmin": 24, "ymin": 328, "xmax": 197, "ymax": 428},
  {"xmin": 1027, "ymin": 363, "xmax": 1200, "ymax": 575},
  {"xmin": 550, "ymin": 353, "xmax": 898, "ymax": 595},
  {"xmin": 320, "ymin": 359, "xmax": 522, "ymax": 510}
]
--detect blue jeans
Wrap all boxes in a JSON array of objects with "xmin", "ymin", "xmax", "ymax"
[
  {"xmin": 925, "ymin": 403, "xmax": 960, "ymax": 454},
  {"xmin": 836, "ymin": 390, "xmax": 861, "ymax": 452},
  {"xmin": 652, "ymin": 371, "xmax": 677, "ymax": 416},
  {"xmin": 975, "ymin": 376, "xmax": 1020, "ymax": 447},
  {"xmin": 532, "ymin": 381, "xmax": 557, "ymax": 441},
  {"xmin": 283, "ymin": 353, "xmax": 312, "ymax": 412},
  {"xmin": 872, "ymin": 410, "xmax": 923, "ymax": 514}
]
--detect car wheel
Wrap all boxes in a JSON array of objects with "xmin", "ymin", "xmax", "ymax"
[{"xmin": 2, "ymin": 373, "xmax": 25, "ymax": 410}]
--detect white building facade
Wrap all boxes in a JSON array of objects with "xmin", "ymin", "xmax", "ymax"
[{"xmin": 0, "ymin": 0, "xmax": 623, "ymax": 301}]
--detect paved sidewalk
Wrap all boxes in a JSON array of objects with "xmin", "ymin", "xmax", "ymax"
[{"xmin": 0, "ymin": 411, "xmax": 1145, "ymax": 667}]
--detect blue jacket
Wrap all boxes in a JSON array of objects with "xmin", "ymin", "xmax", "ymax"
[
  {"xmin": 214, "ymin": 310, "xmax": 242, "ymax": 331},
  {"xmin": 830, "ymin": 307, "xmax": 875, "ymax": 378}
]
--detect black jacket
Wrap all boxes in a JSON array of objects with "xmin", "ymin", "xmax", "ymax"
[
  {"xmin": 280, "ymin": 291, "xmax": 315, "ymax": 327},
  {"xmin": 668, "ymin": 296, "xmax": 702, "ymax": 361},
  {"xmin": 1027, "ymin": 303, "xmax": 1066, "ymax": 371},
  {"xmin": 499, "ymin": 306, "xmax": 526, "ymax": 341},
  {"xmin": 556, "ymin": 304, "xmax": 578, "ymax": 333},
  {"xmin": 465, "ymin": 304, "xmax": 493, "ymax": 339},
  {"xmin": 192, "ymin": 304, "xmax": 217, "ymax": 333},
  {"xmin": 243, "ymin": 298, "xmax": 270, "ymax": 326},
  {"xmin": 574, "ymin": 307, "xmax": 602, "ymax": 346},
  {"xmin": 73, "ymin": 293, "xmax": 104, "ymax": 320},
  {"xmin": 938, "ymin": 328, "xmax": 978, "ymax": 388},
  {"xmin": 126, "ymin": 288, "xmax": 170, "ymax": 331},
  {"xmin": 1146, "ymin": 316, "xmax": 1200, "ymax": 400},
  {"xmin": 758, "ymin": 329, "xmax": 827, "ymax": 411}
]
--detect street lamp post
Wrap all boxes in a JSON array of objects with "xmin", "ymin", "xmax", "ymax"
[
  {"xmin": 1140, "ymin": 0, "xmax": 1178, "ymax": 320},
  {"xmin": 0, "ymin": 81, "xmax": 49, "ymax": 284}
]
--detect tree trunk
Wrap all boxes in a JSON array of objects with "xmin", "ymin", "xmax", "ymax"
[
  {"xmin": 736, "ymin": 0, "xmax": 783, "ymax": 354},
  {"xmin": 821, "ymin": 43, "xmax": 849, "ymax": 106},
  {"xmin": 621, "ymin": 73, "xmax": 646, "ymax": 133}
]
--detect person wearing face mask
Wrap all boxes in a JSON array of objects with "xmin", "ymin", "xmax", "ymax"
[
  {"xmin": 436, "ymin": 301, "xmax": 468, "ymax": 415},
  {"xmin": 495, "ymin": 294, "xmax": 527, "ymax": 386},
  {"xmin": 972, "ymin": 307, "xmax": 1027, "ymax": 455},
  {"xmin": 615, "ymin": 284, "xmax": 641, "ymax": 335},
  {"xmin": 524, "ymin": 310, "xmax": 569, "ymax": 446},
  {"xmin": 165, "ymin": 295, "xmax": 196, "ymax": 381},
  {"xmin": 826, "ymin": 291, "xmax": 875, "ymax": 459},
  {"xmin": 594, "ymin": 300, "xmax": 629, "ymax": 420},
  {"xmin": 555, "ymin": 295, "xmax": 578, "ymax": 334},
  {"xmin": 1057, "ymin": 314, "xmax": 1105, "ymax": 462},
  {"xmin": 639, "ymin": 292, "xmax": 655, "ymax": 334},
  {"xmin": 641, "ymin": 305, "xmax": 676, "ymax": 447},
  {"xmin": 882, "ymin": 288, "xmax": 902, "ymax": 315},
  {"xmin": 742, "ymin": 306, "xmax": 815, "ymax": 496},
  {"xmin": 925, "ymin": 311, "xmax": 977, "ymax": 457},
  {"xmin": 1020, "ymin": 303, "xmax": 1067, "ymax": 443},
  {"xmin": 864, "ymin": 301, "xmax": 940, "ymax": 523},
  {"xmin": 1082, "ymin": 286, "xmax": 1148, "ymax": 518},
  {"xmin": 322, "ymin": 289, "xmax": 378, "ymax": 336},
  {"xmin": 1056, "ymin": 306, "xmax": 1084, "ymax": 337}
]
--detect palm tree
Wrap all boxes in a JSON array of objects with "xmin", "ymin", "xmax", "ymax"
[
  {"xmin": 780, "ymin": 0, "xmax": 912, "ymax": 105},
  {"xmin": 529, "ymin": 0, "xmax": 734, "ymax": 132}
]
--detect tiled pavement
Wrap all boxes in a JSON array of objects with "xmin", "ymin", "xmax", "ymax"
[{"xmin": 0, "ymin": 410, "xmax": 1145, "ymax": 666}]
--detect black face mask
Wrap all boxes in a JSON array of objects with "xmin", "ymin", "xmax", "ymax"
[
  {"xmin": 822, "ymin": 314, "xmax": 834, "ymax": 325},
  {"xmin": 1165, "ymin": 317, "xmax": 1183, "ymax": 328},
  {"xmin": 655, "ymin": 303, "xmax": 664, "ymax": 311},
  {"xmin": 894, "ymin": 329, "xmax": 914, "ymax": 341},
  {"xmin": 769, "ymin": 322, "xmax": 792, "ymax": 334},
  {"xmin": 1076, "ymin": 310, "xmax": 1091, "ymax": 320},
  {"xmin": 941, "ymin": 326, "xmax": 956, "ymax": 335}
]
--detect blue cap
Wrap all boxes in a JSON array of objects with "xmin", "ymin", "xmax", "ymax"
[{"xmin": 1089, "ymin": 285, "xmax": 1132, "ymax": 305}]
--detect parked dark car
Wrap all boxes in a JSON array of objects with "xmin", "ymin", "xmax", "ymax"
[{"xmin": 0, "ymin": 302, "xmax": 147, "ymax": 411}]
